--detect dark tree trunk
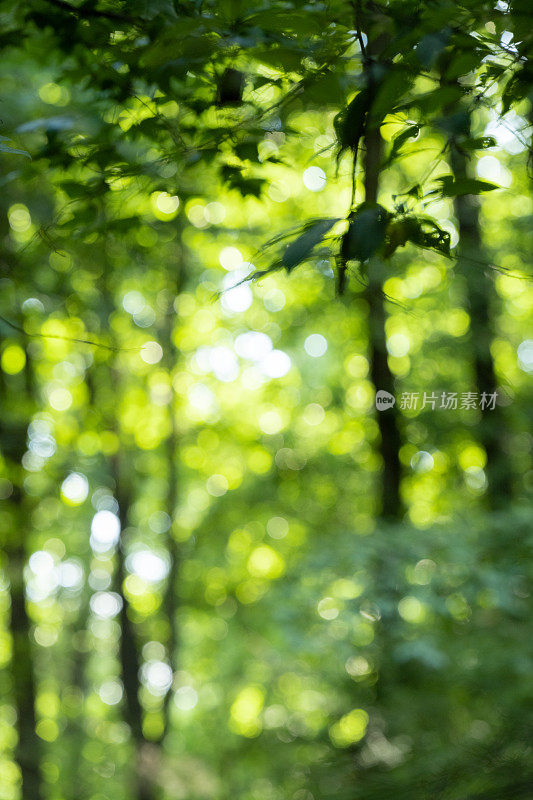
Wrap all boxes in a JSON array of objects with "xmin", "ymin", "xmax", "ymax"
[
  {"xmin": 0, "ymin": 353, "xmax": 43, "ymax": 800},
  {"xmin": 9, "ymin": 538, "xmax": 43, "ymax": 800},
  {"xmin": 160, "ymin": 245, "xmax": 186, "ymax": 738},
  {"xmin": 450, "ymin": 135, "xmax": 513, "ymax": 507},
  {"xmin": 111, "ymin": 427, "xmax": 156, "ymax": 800},
  {"xmin": 62, "ymin": 598, "xmax": 91, "ymax": 800},
  {"xmin": 161, "ymin": 392, "xmax": 179, "ymax": 738},
  {"xmin": 97, "ymin": 265, "xmax": 157, "ymax": 800},
  {"xmin": 361, "ymin": 34, "xmax": 403, "ymax": 522},
  {"xmin": 114, "ymin": 485, "xmax": 145, "ymax": 743}
]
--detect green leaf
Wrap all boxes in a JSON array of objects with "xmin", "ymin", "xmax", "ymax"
[
  {"xmin": 415, "ymin": 30, "xmax": 451, "ymax": 68},
  {"xmin": 392, "ymin": 125, "xmax": 420, "ymax": 150},
  {"xmin": 235, "ymin": 142, "xmax": 258, "ymax": 162},
  {"xmin": 59, "ymin": 181, "xmax": 90, "ymax": 199},
  {"xmin": 460, "ymin": 136, "xmax": 497, "ymax": 151},
  {"xmin": 341, "ymin": 204, "xmax": 389, "ymax": 263},
  {"xmin": 437, "ymin": 111, "xmax": 470, "ymax": 136},
  {"xmin": 127, "ymin": 0, "xmax": 177, "ymax": 19},
  {"xmin": 140, "ymin": 26, "xmax": 216, "ymax": 68},
  {"xmin": 282, "ymin": 218, "xmax": 340, "ymax": 271},
  {"xmin": 216, "ymin": 68, "xmax": 245, "ymax": 106},
  {"xmin": 254, "ymin": 47, "xmax": 303, "ymax": 74},
  {"xmin": 435, "ymin": 175, "xmax": 500, "ymax": 196},
  {"xmin": 303, "ymin": 74, "xmax": 345, "ymax": 106},
  {"xmin": 59, "ymin": 180, "xmax": 107, "ymax": 200},
  {"xmin": 17, "ymin": 116, "xmax": 74, "ymax": 133},
  {"xmin": 501, "ymin": 74, "xmax": 521, "ymax": 115},
  {"xmin": 395, "ymin": 85, "xmax": 462, "ymax": 115},
  {"xmin": 444, "ymin": 51, "xmax": 482, "ymax": 80},
  {"xmin": 386, "ymin": 124, "xmax": 420, "ymax": 165},
  {"xmin": 334, "ymin": 89, "xmax": 369, "ymax": 160},
  {"xmin": 383, "ymin": 219, "xmax": 407, "ymax": 257},
  {"xmin": 0, "ymin": 137, "xmax": 31, "ymax": 159},
  {"xmin": 221, "ymin": 165, "xmax": 265, "ymax": 197},
  {"xmin": 402, "ymin": 215, "xmax": 451, "ymax": 256},
  {"xmin": 371, "ymin": 69, "xmax": 414, "ymax": 123},
  {"xmin": 248, "ymin": 9, "xmax": 324, "ymax": 36}
]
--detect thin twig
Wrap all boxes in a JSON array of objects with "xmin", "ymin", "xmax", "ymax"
[{"xmin": 0, "ymin": 315, "xmax": 139, "ymax": 352}]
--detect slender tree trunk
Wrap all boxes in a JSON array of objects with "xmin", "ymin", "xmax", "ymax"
[
  {"xmin": 62, "ymin": 597, "xmax": 91, "ymax": 800},
  {"xmin": 160, "ymin": 246, "xmax": 186, "ymax": 739},
  {"xmin": 0, "ymin": 353, "xmax": 43, "ymax": 800},
  {"xmin": 450, "ymin": 130, "xmax": 513, "ymax": 507},
  {"xmin": 114, "ymin": 468, "xmax": 145, "ymax": 742},
  {"xmin": 160, "ymin": 362, "xmax": 179, "ymax": 739},
  {"xmin": 160, "ymin": 440, "xmax": 178, "ymax": 738},
  {"xmin": 94, "ymin": 257, "xmax": 157, "ymax": 800},
  {"xmin": 363, "ymin": 152, "xmax": 403, "ymax": 519},
  {"xmin": 9, "ymin": 536, "xmax": 43, "ymax": 800},
  {"xmin": 361, "ymin": 33, "xmax": 403, "ymax": 522},
  {"xmin": 354, "ymin": 15, "xmax": 405, "ymax": 710},
  {"xmin": 110, "ymin": 385, "xmax": 157, "ymax": 800}
]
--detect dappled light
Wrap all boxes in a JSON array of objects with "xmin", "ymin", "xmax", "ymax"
[{"xmin": 0, "ymin": 1, "xmax": 532, "ymax": 800}]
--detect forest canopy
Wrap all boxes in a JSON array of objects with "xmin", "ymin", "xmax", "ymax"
[{"xmin": 0, "ymin": 2, "xmax": 532, "ymax": 800}]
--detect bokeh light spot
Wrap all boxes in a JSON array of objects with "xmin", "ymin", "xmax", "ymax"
[
  {"xmin": 304, "ymin": 334, "xmax": 327, "ymax": 357},
  {"xmin": 303, "ymin": 166, "xmax": 327, "ymax": 192},
  {"xmin": 61, "ymin": 472, "xmax": 89, "ymax": 505}
]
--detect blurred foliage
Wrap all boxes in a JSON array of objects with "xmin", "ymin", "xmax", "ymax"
[{"xmin": 0, "ymin": 1, "xmax": 532, "ymax": 800}]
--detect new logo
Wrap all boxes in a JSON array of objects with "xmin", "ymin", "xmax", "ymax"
[{"xmin": 375, "ymin": 390, "xmax": 396, "ymax": 411}]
